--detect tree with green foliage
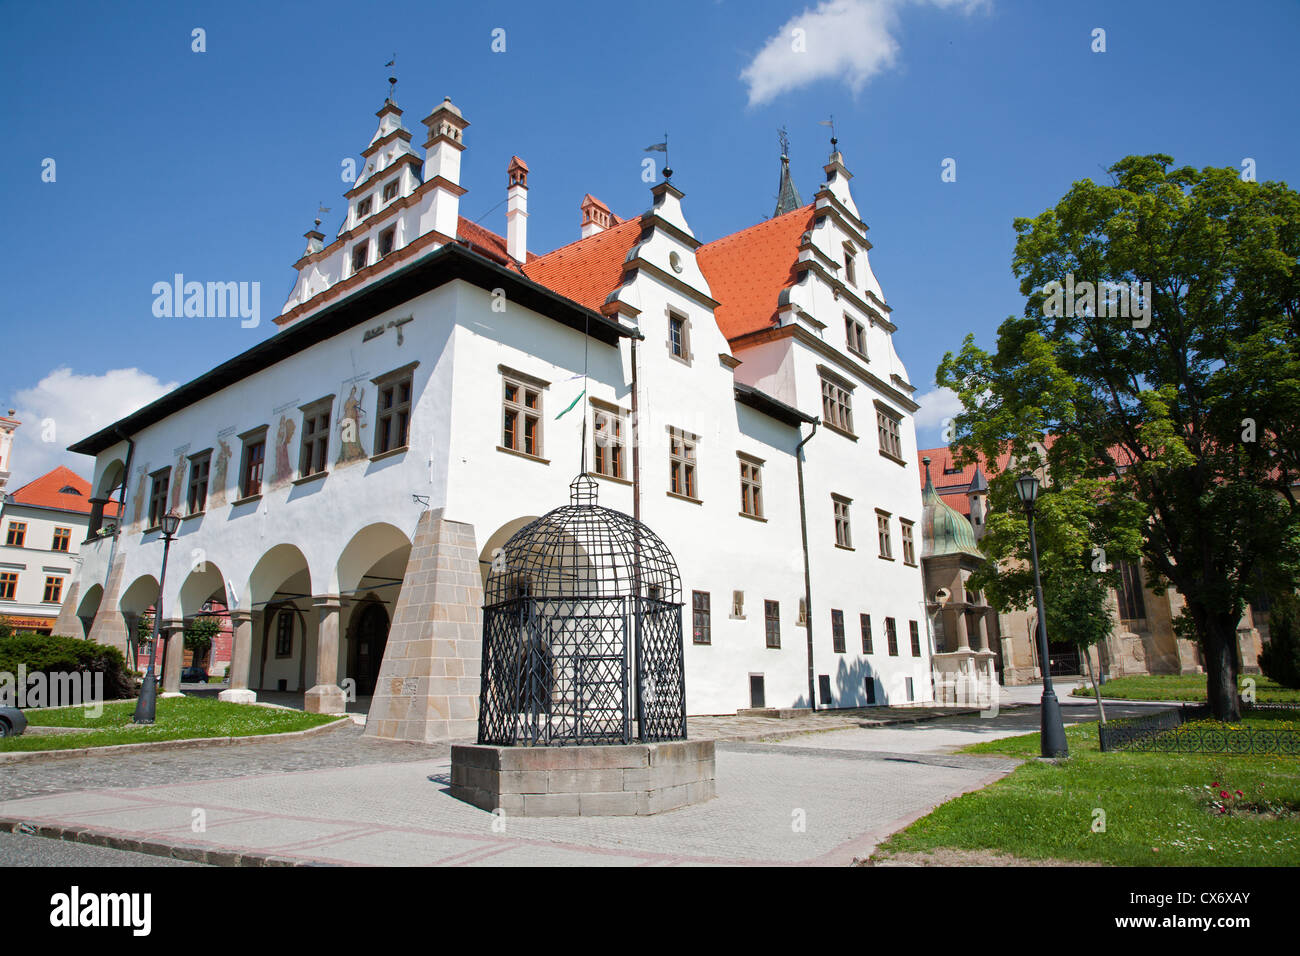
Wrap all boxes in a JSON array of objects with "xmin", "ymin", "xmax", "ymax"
[
  {"xmin": 939, "ymin": 154, "xmax": 1300, "ymax": 722},
  {"xmin": 184, "ymin": 615, "xmax": 220, "ymax": 670}
]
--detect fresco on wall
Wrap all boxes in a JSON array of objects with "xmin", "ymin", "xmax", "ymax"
[
  {"xmin": 131, "ymin": 465, "xmax": 148, "ymax": 531},
  {"xmin": 337, "ymin": 383, "xmax": 368, "ymax": 465},
  {"xmin": 272, "ymin": 414, "xmax": 296, "ymax": 487},
  {"xmin": 169, "ymin": 445, "xmax": 189, "ymax": 513},
  {"xmin": 208, "ymin": 432, "xmax": 235, "ymax": 508}
]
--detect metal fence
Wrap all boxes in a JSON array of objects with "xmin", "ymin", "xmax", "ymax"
[{"xmin": 1099, "ymin": 702, "xmax": 1300, "ymax": 755}]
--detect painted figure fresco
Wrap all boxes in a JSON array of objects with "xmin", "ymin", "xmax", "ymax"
[
  {"xmin": 337, "ymin": 386, "xmax": 367, "ymax": 464},
  {"xmin": 209, "ymin": 438, "xmax": 232, "ymax": 508},
  {"xmin": 131, "ymin": 466, "xmax": 148, "ymax": 531},
  {"xmin": 272, "ymin": 415, "xmax": 296, "ymax": 487},
  {"xmin": 169, "ymin": 453, "xmax": 186, "ymax": 512}
]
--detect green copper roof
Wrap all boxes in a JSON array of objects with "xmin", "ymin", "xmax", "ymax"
[
  {"xmin": 774, "ymin": 155, "xmax": 803, "ymax": 217},
  {"xmin": 920, "ymin": 458, "xmax": 983, "ymax": 559}
]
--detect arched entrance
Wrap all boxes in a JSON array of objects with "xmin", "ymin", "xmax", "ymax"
[{"xmin": 348, "ymin": 597, "xmax": 389, "ymax": 696}]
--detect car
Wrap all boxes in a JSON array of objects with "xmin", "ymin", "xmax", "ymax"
[
  {"xmin": 0, "ymin": 707, "xmax": 27, "ymax": 737},
  {"xmin": 181, "ymin": 666, "xmax": 209, "ymax": 684}
]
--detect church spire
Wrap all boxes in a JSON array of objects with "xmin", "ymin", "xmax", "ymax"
[{"xmin": 773, "ymin": 127, "xmax": 802, "ymax": 217}]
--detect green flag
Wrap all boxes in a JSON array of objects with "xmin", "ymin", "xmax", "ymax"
[{"xmin": 555, "ymin": 388, "xmax": 585, "ymax": 420}]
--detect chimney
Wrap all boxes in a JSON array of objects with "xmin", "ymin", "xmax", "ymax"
[
  {"xmin": 506, "ymin": 156, "xmax": 529, "ymax": 262},
  {"xmin": 420, "ymin": 97, "xmax": 469, "ymax": 238},
  {"xmin": 580, "ymin": 194, "xmax": 613, "ymax": 238}
]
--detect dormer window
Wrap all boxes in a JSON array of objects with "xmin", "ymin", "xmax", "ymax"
[
  {"xmin": 352, "ymin": 243, "xmax": 369, "ymax": 274},
  {"xmin": 355, "ymin": 197, "xmax": 372, "ymax": 222},
  {"xmin": 378, "ymin": 226, "xmax": 396, "ymax": 258},
  {"xmin": 58, "ymin": 485, "xmax": 82, "ymax": 495},
  {"xmin": 382, "ymin": 180, "xmax": 400, "ymax": 204}
]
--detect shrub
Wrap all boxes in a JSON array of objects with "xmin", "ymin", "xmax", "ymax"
[
  {"xmin": 0, "ymin": 633, "xmax": 137, "ymax": 702},
  {"xmin": 1259, "ymin": 593, "xmax": 1300, "ymax": 690}
]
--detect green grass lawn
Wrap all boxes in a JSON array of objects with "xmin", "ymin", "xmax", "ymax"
[
  {"xmin": 1072, "ymin": 673, "xmax": 1300, "ymax": 703},
  {"xmin": 3, "ymin": 696, "xmax": 341, "ymax": 753},
  {"xmin": 877, "ymin": 718, "xmax": 1300, "ymax": 866}
]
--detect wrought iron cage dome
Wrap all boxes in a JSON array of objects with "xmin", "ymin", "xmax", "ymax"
[{"xmin": 477, "ymin": 474, "xmax": 688, "ymax": 746}]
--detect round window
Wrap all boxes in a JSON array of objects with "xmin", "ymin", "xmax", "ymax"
[{"xmin": 669, "ymin": 251, "xmax": 684, "ymax": 274}]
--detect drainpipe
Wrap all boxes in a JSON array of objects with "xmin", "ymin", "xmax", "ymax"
[
  {"xmin": 795, "ymin": 418, "xmax": 820, "ymax": 709},
  {"xmin": 105, "ymin": 429, "xmax": 135, "ymax": 590}
]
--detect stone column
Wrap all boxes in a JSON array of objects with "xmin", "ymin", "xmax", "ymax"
[
  {"xmin": 953, "ymin": 607, "xmax": 971, "ymax": 650},
  {"xmin": 218, "ymin": 610, "xmax": 257, "ymax": 704},
  {"xmin": 161, "ymin": 618, "xmax": 185, "ymax": 694},
  {"xmin": 305, "ymin": 595, "xmax": 346, "ymax": 714},
  {"xmin": 86, "ymin": 554, "xmax": 130, "ymax": 655},
  {"xmin": 365, "ymin": 508, "xmax": 484, "ymax": 742},
  {"xmin": 971, "ymin": 608, "xmax": 988, "ymax": 652}
]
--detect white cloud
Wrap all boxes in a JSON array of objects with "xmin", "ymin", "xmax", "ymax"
[
  {"xmin": 913, "ymin": 385, "xmax": 963, "ymax": 432},
  {"xmin": 6, "ymin": 367, "xmax": 177, "ymax": 487},
  {"xmin": 740, "ymin": 0, "xmax": 985, "ymax": 106}
]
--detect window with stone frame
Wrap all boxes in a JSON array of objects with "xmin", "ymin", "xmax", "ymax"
[
  {"xmin": 692, "ymin": 590, "xmax": 711, "ymax": 645},
  {"xmin": 1117, "ymin": 560, "xmax": 1147, "ymax": 621},
  {"xmin": 237, "ymin": 428, "xmax": 267, "ymax": 501},
  {"xmin": 148, "ymin": 467, "xmax": 172, "ymax": 526},
  {"xmin": 845, "ymin": 315, "xmax": 867, "ymax": 359},
  {"xmin": 351, "ymin": 242, "xmax": 369, "ymax": 274},
  {"xmin": 5, "ymin": 521, "xmax": 25, "ymax": 547},
  {"xmin": 861, "ymin": 613, "xmax": 874, "ymax": 654},
  {"xmin": 843, "ymin": 244, "xmax": 857, "ymax": 287},
  {"xmin": 43, "ymin": 575, "xmax": 63, "ymax": 604},
  {"xmin": 886, "ymin": 617, "xmax": 899, "ymax": 656},
  {"xmin": 501, "ymin": 370, "xmax": 546, "ymax": 459},
  {"xmin": 876, "ymin": 510, "xmax": 893, "ymax": 559},
  {"xmin": 667, "ymin": 310, "xmax": 691, "ymax": 363},
  {"xmin": 909, "ymin": 620, "xmax": 922, "ymax": 657},
  {"xmin": 833, "ymin": 494, "xmax": 852, "ymax": 548},
  {"xmin": 739, "ymin": 453, "xmax": 764, "ymax": 519},
  {"xmin": 0, "ymin": 572, "xmax": 16, "ymax": 600},
  {"xmin": 382, "ymin": 179, "xmax": 400, "ymax": 204},
  {"xmin": 51, "ymin": 527, "xmax": 72, "ymax": 552},
  {"xmin": 831, "ymin": 609, "xmax": 846, "ymax": 653},
  {"xmin": 876, "ymin": 403, "xmax": 904, "ymax": 462},
  {"xmin": 186, "ymin": 450, "xmax": 211, "ymax": 515},
  {"xmin": 372, "ymin": 365, "xmax": 414, "ymax": 456},
  {"xmin": 592, "ymin": 401, "xmax": 627, "ymax": 480},
  {"xmin": 378, "ymin": 225, "xmax": 396, "ymax": 258},
  {"xmin": 820, "ymin": 375, "xmax": 854, "ymax": 435},
  {"xmin": 298, "ymin": 398, "xmax": 332, "ymax": 478},
  {"xmin": 669, "ymin": 428, "xmax": 699, "ymax": 500},
  {"xmin": 355, "ymin": 196, "xmax": 372, "ymax": 221},
  {"xmin": 900, "ymin": 519, "xmax": 916, "ymax": 566},
  {"xmin": 765, "ymin": 599, "xmax": 781, "ymax": 648}
]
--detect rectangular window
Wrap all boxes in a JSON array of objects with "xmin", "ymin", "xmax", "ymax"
[
  {"xmin": 876, "ymin": 405, "xmax": 904, "ymax": 461},
  {"xmin": 860, "ymin": 613, "xmax": 873, "ymax": 654},
  {"xmin": 845, "ymin": 315, "xmax": 867, "ymax": 358},
  {"xmin": 910, "ymin": 620, "xmax": 922, "ymax": 657},
  {"xmin": 692, "ymin": 590, "xmax": 711, "ymax": 645},
  {"xmin": 669, "ymin": 314, "xmax": 685, "ymax": 358},
  {"xmin": 1117, "ymin": 561, "xmax": 1147, "ymax": 620},
  {"xmin": 299, "ymin": 402, "xmax": 332, "ymax": 478},
  {"xmin": 765, "ymin": 600, "xmax": 781, "ymax": 648},
  {"xmin": 43, "ymin": 576, "xmax": 63, "ymax": 603},
  {"xmin": 382, "ymin": 179, "xmax": 399, "ymax": 203},
  {"xmin": 833, "ymin": 495, "xmax": 852, "ymax": 548},
  {"xmin": 378, "ymin": 226, "xmax": 396, "ymax": 258},
  {"xmin": 502, "ymin": 376, "xmax": 544, "ymax": 458},
  {"xmin": 886, "ymin": 617, "xmax": 899, "ymax": 656},
  {"xmin": 877, "ymin": 511, "xmax": 893, "ymax": 559},
  {"xmin": 820, "ymin": 377, "xmax": 854, "ymax": 435},
  {"xmin": 0, "ymin": 572, "xmax": 16, "ymax": 600},
  {"xmin": 5, "ymin": 521, "xmax": 26, "ymax": 547},
  {"xmin": 843, "ymin": 246, "xmax": 856, "ymax": 287},
  {"xmin": 238, "ymin": 432, "xmax": 266, "ymax": 500},
  {"xmin": 186, "ymin": 452, "xmax": 211, "ymax": 515},
  {"xmin": 901, "ymin": 519, "xmax": 916, "ymax": 565},
  {"xmin": 351, "ymin": 242, "xmax": 369, "ymax": 273},
  {"xmin": 592, "ymin": 404, "xmax": 627, "ymax": 479},
  {"xmin": 149, "ymin": 468, "xmax": 171, "ymax": 527},
  {"xmin": 275, "ymin": 610, "xmax": 293, "ymax": 657},
  {"xmin": 355, "ymin": 196, "xmax": 372, "ymax": 220},
  {"xmin": 739, "ymin": 455, "xmax": 763, "ymax": 518},
  {"xmin": 831, "ymin": 609, "xmax": 845, "ymax": 653},
  {"xmin": 669, "ymin": 429, "xmax": 698, "ymax": 500},
  {"xmin": 374, "ymin": 371, "xmax": 413, "ymax": 455},
  {"xmin": 51, "ymin": 527, "xmax": 72, "ymax": 552}
]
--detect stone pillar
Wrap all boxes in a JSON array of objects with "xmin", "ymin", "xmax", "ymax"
[
  {"xmin": 953, "ymin": 607, "xmax": 971, "ymax": 650},
  {"xmin": 161, "ymin": 618, "xmax": 185, "ymax": 694},
  {"xmin": 50, "ymin": 578, "xmax": 84, "ymax": 638},
  {"xmin": 86, "ymin": 555, "xmax": 130, "ymax": 655},
  {"xmin": 971, "ymin": 608, "xmax": 988, "ymax": 652},
  {"xmin": 365, "ymin": 508, "xmax": 483, "ymax": 743},
  {"xmin": 305, "ymin": 595, "xmax": 346, "ymax": 714},
  {"xmin": 218, "ymin": 610, "xmax": 257, "ymax": 704}
]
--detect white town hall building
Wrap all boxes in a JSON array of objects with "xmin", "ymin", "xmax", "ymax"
[{"xmin": 56, "ymin": 92, "xmax": 932, "ymax": 741}]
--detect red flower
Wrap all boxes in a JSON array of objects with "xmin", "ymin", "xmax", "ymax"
[
  {"xmin": 1235, "ymin": 790, "xmax": 1243, "ymax": 797},
  {"xmin": 1220, "ymin": 790, "xmax": 1230, "ymax": 798},
  {"xmin": 1212, "ymin": 781, "xmax": 1220, "ymax": 787}
]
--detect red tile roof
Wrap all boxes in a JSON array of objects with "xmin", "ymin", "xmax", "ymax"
[
  {"xmin": 696, "ymin": 204, "xmax": 816, "ymax": 340},
  {"xmin": 456, "ymin": 216, "xmax": 536, "ymax": 269},
  {"xmin": 6, "ymin": 466, "xmax": 120, "ymax": 516},
  {"xmin": 522, "ymin": 215, "xmax": 645, "ymax": 312}
]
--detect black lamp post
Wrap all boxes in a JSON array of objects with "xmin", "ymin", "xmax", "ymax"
[
  {"xmin": 133, "ymin": 511, "xmax": 181, "ymax": 725},
  {"xmin": 1015, "ymin": 472, "xmax": 1069, "ymax": 758}
]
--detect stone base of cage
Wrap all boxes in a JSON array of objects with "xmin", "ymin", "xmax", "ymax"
[{"xmin": 449, "ymin": 740, "xmax": 715, "ymax": 816}]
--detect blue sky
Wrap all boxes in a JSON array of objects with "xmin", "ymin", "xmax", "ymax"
[{"xmin": 3, "ymin": 0, "xmax": 1298, "ymax": 485}]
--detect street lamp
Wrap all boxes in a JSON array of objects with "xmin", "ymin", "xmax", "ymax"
[
  {"xmin": 132, "ymin": 510, "xmax": 181, "ymax": 725},
  {"xmin": 1015, "ymin": 472, "xmax": 1069, "ymax": 758}
]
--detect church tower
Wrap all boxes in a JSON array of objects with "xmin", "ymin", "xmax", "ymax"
[{"xmin": 773, "ymin": 127, "xmax": 803, "ymax": 217}]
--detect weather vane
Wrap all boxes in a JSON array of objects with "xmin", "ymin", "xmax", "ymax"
[
  {"xmin": 385, "ymin": 54, "xmax": 397, "ymax": 101},
  {"xmin": 645, "ymin": 132, "xmax": 670, "ymax": 180},
  {"xmin": 818, "ymin": 114, "xmax": 838, "ymax": 151}
]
